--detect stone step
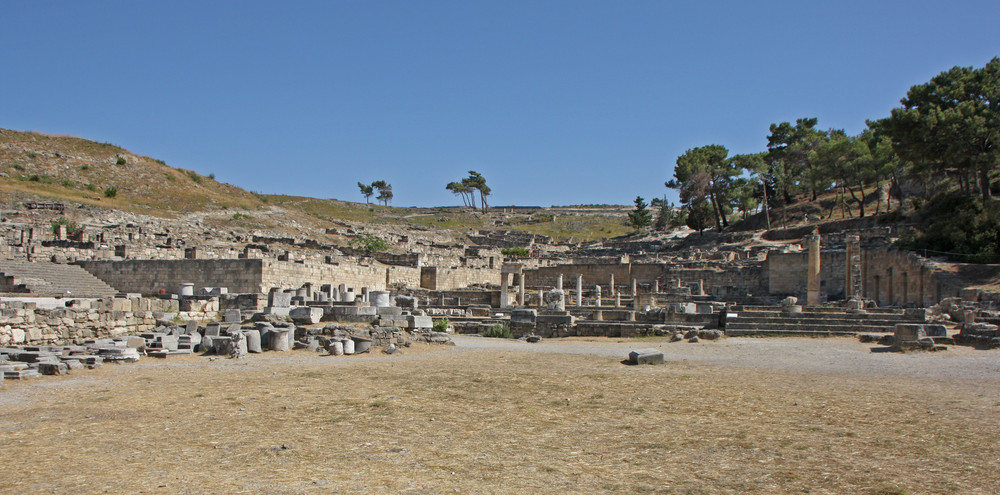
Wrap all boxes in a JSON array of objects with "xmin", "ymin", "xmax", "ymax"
[
  {"xmin": 726, "ymin": 321, "xmax": 895, "ymax": 332},
  {"xmin": 725, "ymin": 328, "xmax": 859, "ymax": 337},
  {"xmin": 0, "ymin": 260, "xmax": 118, "ymax": 297},
  {"xmin": 730, "ymin": 311, "xmax": 912, "ymax": 321},
  {"xmin": 727, "ymin": 316, "xmax": 909, "ymax": 327}
]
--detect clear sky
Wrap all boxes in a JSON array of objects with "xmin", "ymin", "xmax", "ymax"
[{"xmin": 3, "ymin": 1, "xmax": 999, "ymax": 207}]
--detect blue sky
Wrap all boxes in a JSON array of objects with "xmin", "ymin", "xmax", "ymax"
[{"xmin": 3, "ymin": 1, "xmax": 998, "ymax": 207}]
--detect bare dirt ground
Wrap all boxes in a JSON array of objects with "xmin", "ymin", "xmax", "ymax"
[{"xmin": 1, "ymin": 336, "xmax": 998, "ymax": 494}]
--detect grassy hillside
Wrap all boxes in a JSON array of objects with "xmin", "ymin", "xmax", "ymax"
[
  {"xmin": 0, "ymin": 128, "xmax": 635, "ymax": 241},
  {"xmin": 0, "ymin": 129, "xmax": 265, "ymax": 215}
]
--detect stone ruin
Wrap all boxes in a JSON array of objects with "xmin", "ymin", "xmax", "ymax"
[{"xmin": 0, "ymin": 199, "xmax": 998, "ymax": 383}]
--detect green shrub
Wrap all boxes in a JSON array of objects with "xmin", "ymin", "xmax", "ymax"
[
  {"xmin": 432, "ymin": 318, "xmax": 450, "ymax": 332},
  {"xmin": 501, "ymin": 246, "xmax": 530, "ymax": 257},
  {"xmin": 232, "ymin": 213, "xmax": 251, "ymax": 220},
  {"xmin": 482, "ymin": 323, "xmax": 512, "ymax": 339},
  {"xmin": 187, "ymin": 170, "xmax": 203, "ymax": 184},
  {"xmin": 86, "ymin": 183, "xmax": 97, "ymax": 192},
  {"xmin": 60, "ymin": 179, "xmax": 75, "ymax": 189},
  {"xmin": 26, "ymin": 152, "xmax": 37, "ymax": 159},
  {"xmin": 349, "ymin": 233, "xmax": 390, "ymax": 255},
  {"xmin": 79, "ymin": 165, "xmax": 89, "ymax": 171},
  {"xmin": 103, "ymin": 186, "xmax": 117, "ymax": 198},
  {"xmin": 26, "ymin": 174, "xmax": 54, "ymax": 184},
  {"xmin": 50, "ymin": 218, "xmax": 83, "ymax": 238},
  {"xmin": 11, "ymin": 163, "xmax": 25, "ymax": 171},
  {"xmin": 115, "ymin": 155, "xmax": 126, "ymax": 165}
]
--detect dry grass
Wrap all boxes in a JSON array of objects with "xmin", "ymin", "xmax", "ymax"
[{"xmin": 1, "ymin": 342, "xmax": 998, "ymax": 494}]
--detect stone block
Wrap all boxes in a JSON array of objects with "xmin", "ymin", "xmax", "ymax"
[
  {"xmin": 269, "ymin": 290, "xmax": 293, "ymax": 308},
  {"xmin": 407, "ymin": 315, "xmax": 433, "ymax": 329},
  {"xmin": 290, "ymin": 306, "xmax": 323, "ymax": 324},
  {"xmin": 628, "ymin": 348, "xmax": 664, "ymax": 365},
  {"xmin": 269, "ymin": 329, "xmax": 291, "ymax": 351},
  {"xmin": 205, "ymin": 322, "xmax": 222, "ymax": 337},
  {"xmin": 39, "ymin": 362, "xmax": 69, "ymax": 375},
  {"xmin": 376, "ymin": 306, "xmax": 403, "ymax": 317},
  {"xmin": 511, "ymin": 309, "xmax": 537, "ymax": 324},
  {"xmin": 243, "ymin": 330, "xmax": 262, "ymax": 353},
  {"xmin": 158, "ymin": 335, "xmax": 179, "ymax": 351},
  {"xmin": 264, "ymin": 306, "xmax": 291, "ymax": 317},
  {"xmin": 894, "ymin": 323, "xmax": 926, "ymax": 342},
  {"xmin": 223, "ymin": 309, "xmax": 242, "ymax": 323}
]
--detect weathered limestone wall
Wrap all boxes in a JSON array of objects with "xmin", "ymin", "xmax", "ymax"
[
  {"xmin": 426, "ymin": 266, "xmax": 499, "ymax": 291},
  {"xmin": 861, "ymin": 248, "xmax": 965, "ymax": 307},
  {"xmin": 260, "ymin": 260, "xmax": 419, "ymax": 292},
  {"xmin": 769, "ymin": 247, "xmax": 967, "ymax": 306},
  {"xmin": 0, "ymin": 298, "xmax": 181, "ymax": 346},
  {"xmin": 768, "ymin": 251, "xmax": 847, "ymax": 301},
  {"xmin": 76, "ymin": 259, "xmax": 266, "ymax": 296}
]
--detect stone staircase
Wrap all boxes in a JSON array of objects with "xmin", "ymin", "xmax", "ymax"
[
  {"xmin": 724, "ymin": 305, "xmax": 922, "ymax": 336},
  {"xmin": 0, "ymin": 260, "xmax": 118, "ymax": 297}
]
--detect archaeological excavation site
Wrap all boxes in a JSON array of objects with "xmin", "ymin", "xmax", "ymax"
[{"xmin": 1, "ymin": 125, "xmax": 999, "ymax": 494}]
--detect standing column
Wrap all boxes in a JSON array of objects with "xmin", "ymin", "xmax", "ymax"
[
  {"xmin": 576, "ymin": 275, "xmax": 583, "ymax": 307},
  {"xmin": 609, "ymin": 274, "xmax": 615, "ymax": 295},
  {"xmin": 631, "ymin": 278, "xmax": 637, "ymax": 296},
  {"xmin": 517, "ymin": 273, "xmax": 525, "ymax": 306},
  {"xmin": 807, "ymin": 232, "xmax": 821, "ymax": 306},
  {"xmin": 595, "ymin": 285, "xmax": 602, "ymax": 307},
  {"xmin": 654, "ymin": 279, "xmax": 660, "ymax": 293},
  {"xmin": 845, "ymin": 235, "xmax": 861, "ymax": 299},
  {"xmin": 615, "ymin": 291, "xmax": 621, "ymax": 307},
  {"xmin": 500, "ymin": 273, "xmax": 509, "ymax": 308},
  {"xmin": 538, "ymin": 289, "xmax": 544, "ymax": 307},
  {"xmin": 556, "ymin": 274, "xmax": 563, "ymax": 292}
]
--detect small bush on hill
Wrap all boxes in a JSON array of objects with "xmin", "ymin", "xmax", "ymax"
[{"xmin": 501, "ymin": 247, "xmax": 530, "ymax": 257}]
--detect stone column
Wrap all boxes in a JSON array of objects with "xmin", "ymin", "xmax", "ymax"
[
  {"xmin": 595, "ymin": 285, "xmax": 602, "ymax": 307},
  {"xmin": 807, "ymin": 233, "xmax": 821, "ymax": 306},
  {"xmin": 517, "ymin": 273, "xmax": 525, "ymax": 306},
  {"xmin": 609, "ymin": 274, "xmax": 615, "ymax": 295},
  {"xmin": 500, "ymin": 273, "xmax": 509, "ymax": 308},
  {"xmin": 845, "ymin": 235, "xmax": 861, "ymax": 299},
  {"xmin": 615, "ymin": 292, "xmax": 621, "ymax": 308},
  {"xmin": 576, "ymin": 275, "xmax": 583, "ymax": 307},
  {"xmin": 631, "ymin": 278, "xmax": 637, "ymax": 297},
  {"xmin": 538, "ymin": 289, "xmax": 544, "ymax": 307},
  {"xmin": 654, "ymin": 279, "xmax": 659, "ymax": 293},
  {"xmin": 385, "ymin": 268, "xmax": 391, "ymax": 289},
  {"xmin": 556, "ymin": 274, "xmax": 563, "ymax": 292}
]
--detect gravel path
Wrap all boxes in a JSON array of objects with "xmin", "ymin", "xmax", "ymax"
[{"xmin": 452, "ymin": 334, "xmax": 1000, "ymax": 385}]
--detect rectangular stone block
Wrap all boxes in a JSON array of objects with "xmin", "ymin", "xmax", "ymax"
[
  {"xmin": 407, "ymin": 315, "xmax": 433, "ymax": 329},
  {"xmin": 289, "ymin": 306, "xmax": 323, "ymax": 324},
  {"xmin": 629, "ymin": 348, "xmax": 665, "ymax": 365},
  {"xmin": 376, "ymin": 306, "xmax": 403, "ymax": 317}
]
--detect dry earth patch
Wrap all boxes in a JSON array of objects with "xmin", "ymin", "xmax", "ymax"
[{"xmin": 0, "ymin": 338, "xmax": 998, "ymax": 494}]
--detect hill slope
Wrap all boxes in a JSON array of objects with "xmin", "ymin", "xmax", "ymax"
[{"xmin": 0, "ymin": 128, "xmax": 265, "ymax": 214}]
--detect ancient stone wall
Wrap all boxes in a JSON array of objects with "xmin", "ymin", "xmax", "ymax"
[
  {"xmin": 77, "ymin": 259, "xmax": 266, "ymax": 295},
  {"xmin": 861, "ymin": 248, "xmax": 966, "ymax": 306},
  {"xmin": 0, "ymin": 297, "xmax": 181, "ymax": 346},
  {"xmin": 768, "ymin": 247, "xmax": 967, "ymax": 306},
  {"xmin": 768, "ymin": 251, "xmax": 847, "ymax": 301},
  {"xmin": 260, "ymin": 259, "xmax": 420, "ymax": 292}
]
